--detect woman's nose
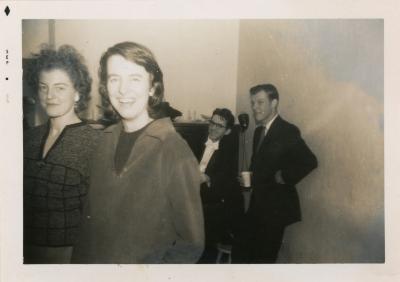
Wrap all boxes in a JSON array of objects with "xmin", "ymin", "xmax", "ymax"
[
  {"xmin": 47, "ymin": 88, "xmax": 55, "ymax": 99},
  {"xmin": 118, "ymin": 79, "xmax": 129, "ymax": 95}
]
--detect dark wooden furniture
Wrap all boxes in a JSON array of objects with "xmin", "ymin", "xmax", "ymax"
[{"xmin": 173, "ymin": 122, "xmax": 209, "ymax": 160}]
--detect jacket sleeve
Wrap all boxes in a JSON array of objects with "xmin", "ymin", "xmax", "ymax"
[
  {"xmin": 281, "ymin": 127, "xmax": 318, "ymax": 186},
  {"xmin": 210, "ymin": 135, "xmax": 240, "ymax": 200},
  {"xmin": 162, "ymin": 141, "xmax": 205, "ymax": 263}
]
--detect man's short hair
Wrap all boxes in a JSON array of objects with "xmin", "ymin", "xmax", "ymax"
[
  {"xmin": 212, "ymin": 108, "xmax": 235, "ymax": 129},
  {"xmin": 249, "ymin": 84, "xmax": 279, "ymax": 101}
]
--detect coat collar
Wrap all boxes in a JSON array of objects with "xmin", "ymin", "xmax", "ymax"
[
  {"xmin": 104, "ymin": 117, "xmax": 175, "ymax": 141},
  {"xmin": 258, "ymin": 115, "xmax": 283, "ymax": 147},
  {"xmin": 261, "ymin": 113, "xmax": 279, "ymax": 133},
  {"xmin": 265, "ymin": 115, "xmax": 282, "ymax": 137}
]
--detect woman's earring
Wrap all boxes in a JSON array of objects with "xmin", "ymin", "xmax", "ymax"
[{"xmin": 74, "ymin": 95, "xmax": 80, "ymax": 111}]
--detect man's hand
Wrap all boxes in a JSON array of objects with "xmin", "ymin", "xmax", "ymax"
[
  {"xmin": 275, "ymin": 170, "xmax": 285, "ymax": 184},
  {"xmin": 237, "ymin": 175, "xmax": 244, "ymax": 187},
  {"xmin": 200, "ymin": 173, "xmax": 211, "ymax": 187}
]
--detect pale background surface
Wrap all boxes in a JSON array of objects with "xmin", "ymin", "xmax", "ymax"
[
  {"xmin": 236, "ymin": 20, "xmax": 384, "ymax": 263},
  {"xmin": 1, "ymin": 0, "xmax": 399, "ymax": 282},
  {"xmin": 22, "ymin": 19, "xmax": 240, "ymax": 123}
]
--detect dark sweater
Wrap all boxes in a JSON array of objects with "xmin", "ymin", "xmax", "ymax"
[{"xmin": 23, "ymin": 122, "xmax": 102, "ymax": 247}]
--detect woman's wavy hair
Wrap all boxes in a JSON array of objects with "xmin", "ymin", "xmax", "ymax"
[
  {"xmin": 28, "ymin": 44, "xmax": 92, "ymax": 112},
  {"xmin": 98, "ymin": 41, "xmax": 164, "ymax": 119}
]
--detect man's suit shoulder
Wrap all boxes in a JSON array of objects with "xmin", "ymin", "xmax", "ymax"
[
  {"xmin": 220, "ymin": 131, "xmax": 238, "ymax": 149},
  {"xmin": 274, "ymin": 117, "xmax": 301, "ymax": 138}
]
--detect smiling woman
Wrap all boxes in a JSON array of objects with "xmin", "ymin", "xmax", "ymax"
[
  {"xmin": 105, "ymin": 54, "xmax": 153, "ymax": 130},
  {"xmin": 23, "ymin": 45, "xmax": 102, "ymax": 264},
  {"xmin": 71, "ymin": 42, "xmax": 204, "ymax": 264}
]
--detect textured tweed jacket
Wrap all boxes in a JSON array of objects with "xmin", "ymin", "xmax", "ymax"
[{"xmin": 23, "ymin": 122, "xmax": 102, "ymax": 247}]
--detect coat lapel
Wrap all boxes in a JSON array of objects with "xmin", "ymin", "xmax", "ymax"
[
  {"xmin": 257, "ymin": 115, "xmax": 281, "ymax": 152},
  {"xmin": 205, "ymin": 148, "xmax": 220, "ymax": 175}
]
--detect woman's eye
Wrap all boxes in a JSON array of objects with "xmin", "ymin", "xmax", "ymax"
[
  {"xmin": 38, "ymin": 85, "xmax": 48, "ymax": 92},
  {"xmin": 55, "ymin": 87, "xmax": 65, "ymax": 91},
  {"xmin": 109, "ymin": 77, "xmax": 119, "ymax": 83}
]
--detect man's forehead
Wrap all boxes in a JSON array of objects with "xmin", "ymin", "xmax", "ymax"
[
  {"xmin": 211, "ymin": 114, "xmax": 227, "ymax": 125},
  {"xmin": 251, "ymin": 90, "xmax": 269, "ymax": 100}
]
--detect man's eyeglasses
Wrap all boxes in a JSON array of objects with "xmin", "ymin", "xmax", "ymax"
[{"xmin": 208, "ymin": 120, "xmax": 226, "ymax": 129}]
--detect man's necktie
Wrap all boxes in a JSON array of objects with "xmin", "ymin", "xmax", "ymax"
[{"xmin": 255, "ymin": 126, "xmax": 266, "ymax": 152}]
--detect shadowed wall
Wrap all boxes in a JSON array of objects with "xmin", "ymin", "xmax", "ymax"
[{"xmin": 236, "ymin": 20, "xmax": 384, "ymax": 263}]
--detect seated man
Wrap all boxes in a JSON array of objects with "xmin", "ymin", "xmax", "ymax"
[{"xmin": 197, "ymin": 108, "xmax": 243, "ymax": 263}]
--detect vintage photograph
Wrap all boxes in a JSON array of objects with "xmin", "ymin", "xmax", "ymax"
[
  {"xmin": 2, "ymin": 1, "xmax": 399, "ymax": 281},
  {"xmin": 21, "ymin": 19, "xmax": 384, "ymax": 264}
]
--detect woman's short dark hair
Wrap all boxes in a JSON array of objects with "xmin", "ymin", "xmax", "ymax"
[
  {"xmin": 212, "ymin": 108, "xmax": 235, "ymax": 129},
  {"xmin": 28, "ymin": 44, "xmax": 92, "ymax": 112},
  {"xmin": 98, "ymin": 41, "xmax": 164, "ymax": 119}
]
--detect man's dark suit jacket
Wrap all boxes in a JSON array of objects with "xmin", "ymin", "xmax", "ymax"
[
  {"xmin": 198, "ymin": 130, "xmax": 243, "ymax": 244},
  {"xmin": 247, "ymin": 115, "xmax": 318, "ymax": 228}
]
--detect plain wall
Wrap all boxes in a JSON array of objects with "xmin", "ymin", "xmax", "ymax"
[
  {"xmin": 22, "ymin": 20, "xmax": 240, "ymax": 122},
  {"xmin": 23, "ymin": 20, "xmax": 239, "ymax": 119},
  {"xmin": 236, "ymin": 20, "xmax": 384, "ymax": 262},
  {"xmin": 22, "ymin": 20, "xmax": 51, "ymax": 125},
  {"xmin": 22, "ymin": 20, "xmax": 49, "ymax": 58}
]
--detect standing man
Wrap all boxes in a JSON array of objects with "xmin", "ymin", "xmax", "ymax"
[
  {"xmin": 71, "ymin": 42, "xmax": 204, "ymax": 264},
  {"xmin": 197, "ymin": 108, "xmax": 243, "ymax": 263},
  {"xmin": 233, "ymin": 84, "xmax": 317, "ymax": 263}
]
